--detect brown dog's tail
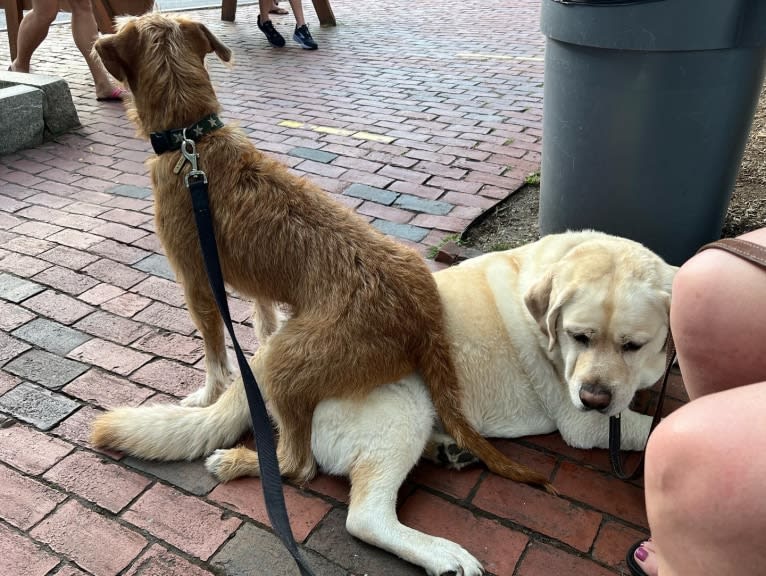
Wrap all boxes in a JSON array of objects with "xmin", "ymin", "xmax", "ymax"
[{"xmin": 419, "ymin": 333, "xmax": 558, "ymax": 495}]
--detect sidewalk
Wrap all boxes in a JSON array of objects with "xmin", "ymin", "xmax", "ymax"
[{"xmin": 0, "ymin": 1, "xmax": 683, "ymax": 574}]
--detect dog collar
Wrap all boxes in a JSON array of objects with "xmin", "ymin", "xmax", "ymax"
[{"xmin": 149, "ymin": 113, "xmax": 224, "ymax": 155}]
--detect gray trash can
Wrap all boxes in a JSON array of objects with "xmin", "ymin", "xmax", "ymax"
[{"xmin": 539, "ymin": 0, "xmax": 766, "ymax": 264}]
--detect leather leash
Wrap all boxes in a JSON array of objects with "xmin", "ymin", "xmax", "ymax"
[
  {"xmin": 609, "ymin": 237, "xmax": 766, "ymax": 480},
  {"xmin": 177, "ymin": 132, "xmax": 315, "ymax": 575}
]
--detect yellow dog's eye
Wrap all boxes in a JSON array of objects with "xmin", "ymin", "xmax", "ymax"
[
  {"xmin": 622, "ymin": 341, "xmax": 643, "ymax": 352},
  {"xmin": 570, "ymin": 333, "xmax": 590, "ymax": 346}
]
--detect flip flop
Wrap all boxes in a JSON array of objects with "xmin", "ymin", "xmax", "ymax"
[
  {"xmin": 269, "ymin": 7, "xmax": 289, "ymax": 14},
  {"xmin": 96, "ymin": 86, "xmax": 127, "ymax": 102},
  {"xmin": 626, "ymin": 540, "xmax": 650, "ymax": 576}
]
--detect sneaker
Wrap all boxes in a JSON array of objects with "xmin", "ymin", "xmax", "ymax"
[
  {"xmin": 257, "ymin": 15, "xmax": 285, "ymax": 47},
  {"xmin": 293, "ymin": 24, "xmax": 318, "ymax": 50}
]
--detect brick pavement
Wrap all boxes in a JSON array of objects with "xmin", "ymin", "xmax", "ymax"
[{"xmin": 0, "ymin": 1, "xmax": 686, "ymax": 574}]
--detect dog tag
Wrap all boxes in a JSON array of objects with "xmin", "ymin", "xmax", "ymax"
[{"xmin": 172, "ymin": 155, "xmax": 187, "ymax": 174}]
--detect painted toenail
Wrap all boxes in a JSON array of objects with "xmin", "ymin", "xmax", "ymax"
[{"xmin": 635, "ymin": 546, "xmax": 648, "ymax": 562}]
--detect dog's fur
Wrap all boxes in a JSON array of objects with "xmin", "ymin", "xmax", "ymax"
[
  {"xmin": 91, "ymin": 13, "xmax": 551, "ymax": 489},
  {"xmin": 91, "ymin": 231, "xmax": 676, "ymax": 575}
]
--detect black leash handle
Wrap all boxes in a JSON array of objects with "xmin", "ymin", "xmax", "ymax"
[{"xmin": 187, "ymin": 172, "xmax": 314, "ymax": 576}]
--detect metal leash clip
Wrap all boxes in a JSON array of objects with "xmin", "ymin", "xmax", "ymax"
[{"xmin": 181, "ymin": 128, "xmax": 208, "ymax": 188}]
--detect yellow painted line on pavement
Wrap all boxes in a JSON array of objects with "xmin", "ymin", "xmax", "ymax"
[
  {"xmin": 457, "ymin": 52, "xmax": 544, "ymax": 62},
  {"xmin": 278, "ymin": 120, "xmax": 395, "ymax": 144}
]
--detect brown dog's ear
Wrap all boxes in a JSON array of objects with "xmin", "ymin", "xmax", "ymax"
[
  {"xmin": 524, "ymin": 272, "xmax": 571, "ymax": 351},
  {"xmin": 93, "ymin": 22, "xmax": 140, "ymax": 85},
  {"xmin": 182, "ymin": 21, "xmax": 232, "ymax": 62}
]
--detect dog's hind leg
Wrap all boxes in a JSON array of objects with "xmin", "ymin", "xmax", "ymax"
[
  {"xmin": 423, "ymin": 431, "xmax": 480, "ymax": 471},
  {"xmin": 180, "ymin": 281, "xmax": 232, "ymax": 407},
  {"xmin": 206, "ymin": 445, "xmax": 262, "ymax": 482}
]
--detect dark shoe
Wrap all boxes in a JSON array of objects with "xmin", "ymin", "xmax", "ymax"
[
  {"xmin": 257, "ymin": 15, "xmax": 285, "ymax": 47},
  {"xmin": 293, "ymin": 24, "xmax": 318, "ymax": 50}
]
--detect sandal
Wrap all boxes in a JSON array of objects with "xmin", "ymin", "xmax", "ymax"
[
  {"xmin": 96, "ymin": 87, "xmax": 128, "ymax": 102},
  {"xmin": 626, "ymin": 540, "xmax": 650, "ymax": 576}
]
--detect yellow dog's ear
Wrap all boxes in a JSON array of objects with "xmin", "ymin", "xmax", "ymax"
[
  {"xmin": 93, "ymin": 20, "xmax": 140, "ymax": 85},
  {"xmin": 182, "ymin": 21, "xmax": 232, "ymax": 63},
  {"xmin": 524, "ymin": 271, "xmax": 571, "ymax": 352}
]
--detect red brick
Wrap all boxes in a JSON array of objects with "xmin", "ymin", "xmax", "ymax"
[
  {"xmin": 0, "ymin": 371, "xmax": 21, "ymax": 395},
  {"xmin": 399, "ymin": 490, "xmax": 528, "ymax": 576},
  {"xmin": 130, "ymin": 358, "xmax": 205, "ymax": 397},
  {"xmin": 409, "ymin": 460, "xmax": 482, "ymax": 500},
  {"xmin": 554, "ymin": 461, "xmax": 648, "ymax": 528},
  {"xmin": 385, "ymin": 181, "xmax": 444, "ymax": 201},
  {"xmin": 123, "ymin": 483, "xmax": 241, "ymax": 560},
  {"xmin": 517, "ymin": 542, "xmax": 615, "ymax": 576},
  {"xmin": 0, "ymin": 464, "xmax": 66, "ymax": 529},
  {"xmin": 356, "ymin": 201, "xmax": 414, "ymax": 224},
  {"xmin": 43, "ymin": 450, "xmax": 151, "ymax": 513},
  {"xmin": 0, "ymin": 252, "xmax": 52, "ymax": 277},
  {"xmin": 47, "ymin": 229, "xmax": 104, "ymax": 249},
  {"xmin": 305, "ymin": 473, "xmax": 351, "ymax": 503},
  {"xmin": 51, "ymin": 406, "xmax": 104, "ymax": 450},
  {"xmin": 132, "ymin": 276, "xmax": 186, "ymax": 307},
  {"xmin": 32, "ymin": 265, "xmax": 99, "ymax": 295},
  {"xmin": 0, "ymin": 301, "xmax": 35, "ymax": 331},
  {"xmin": 442, "ymin": 191, "xmax": 498, "ymax": 210},
  {"xmin": 0, "ymin": 423, "xmax": 73, "ymax": 475},
  {"xmin": 79, "ymin": 283, "xmax": 126, "ymax": 305},
  {"xmin": 410, "ymin": 213, "xmax": 472, "ymax": 233},
  {"xmin": 100, "ymin": 208, "xmax": 152, "ymax": 227},
  {"xmin": 132, "ymin": 301, "xmax": 197, "ymax": 335},
  {"xmin": 49, "ymin": 565, "xmax": 88, "ymax": 576},
  {"xmin": 39, "ymin": 245, "xmax": 100, "ymax": 270},
  {"xmin": 52, "ymin": 212, "xmax": 104, "ymax": 232},
  {"xmin": 132, "ymin": 331, "xmax": 204, "ymax": 364},
  {"xmin": 378, "ymin": 165, "xmax": 430, "ymax": 184},
  {"xmin": 90, "ymin": 239, "xmax": 150, "ymax": 264},
  {"xmin": 0, "ymin": 522, "xmax": 59, "ymax": 576},
  {"xmin": 83, "ymin": 258, "xmax": 147, "ymax": 289},
  {"xmin": 592, "ymin": 521, "xmax": 648, "ymax": 571},
  {"xmin": 2, "ymin": 235, "xmax": 54, "ymax": 255},
  {"xmin": 26, "ymin": 192, "xmax": 71, "ymax": 209},
  {"xmin": 31, "ymin": 499, "xmax": 147, "ymax": 575},
  {"xmin": 124, "ymin": 544, "xmax": 216, "ymax": 576},
  {"xmin": 101, "ymin": 292, "xmax": 151, "ymax": 317},
  {"xmin": 68, "ymin": 338, "xmax": 152, "ymax": 375},
  {"xmin": 23, "ymin": 289, "xmax": 94, "ymax": 324},
  {"xmin": 450, "ymin": 205, "xmax": 484, "ymax": 220},
  {"xmin": 210, "ymin": 477, "xmax": 332, "ymax": 542},
  {"xmin": 63, "ymin": 368, "xmax": 154, "ymax": 409},
  {"xmin": 473, "ymin": 474, "xmax": 602, "ymax": 552},
  {"xmin": 75, "ymin": 310, "xmax": 150, "ymax": 344},
  {"xmin": 10, "ymin": 221, "xmax": 63, "ymax": 239},
  {"xmin": 426, "ymin": 176, "xmax": 483, "ymax": 195},
  {"xmin": 91, "ymin": 222, "xmax": 148, "ymax": 244},
  {"xmin": 524, "ymin": 432, "xmax": 614, "ymax": 474},
  {"xmin": 63, "ymin": 201, "xmax": 110, "ymax": 217}
]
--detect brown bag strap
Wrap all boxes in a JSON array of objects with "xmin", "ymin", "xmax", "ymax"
[{"xmin": 697, "ymin": 238, "xmax": 766, "ymax": 268}]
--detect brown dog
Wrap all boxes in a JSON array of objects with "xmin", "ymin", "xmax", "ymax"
[{"xmin": 91, "ymin": 13, "xmax": 553, "ymax": 491}]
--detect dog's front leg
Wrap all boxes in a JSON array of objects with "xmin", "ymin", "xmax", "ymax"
[
  {"xmin": 346, "ymin": 458, "xmax": 484, "ymax": 576},
  {"xmin": 181, "ymin": 281, "xmax": 232, "ymax": 407},
  {"xmin": 556, "ymin": 408, "xmax": 652, "ymax": 451}
]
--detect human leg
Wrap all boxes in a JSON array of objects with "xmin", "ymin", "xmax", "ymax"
[
  {"xmin": 10, "ymin": 0, "xmax": 59, "ymax": 72},
  {"xmin": 257, "ymin": 0, "xmax": 286, "ymax": 46},
  {"xmin": 670, "ymin": 227, "xmax": 766, "ymax": 400},
  {"xmin": 288, "ymin": 0, "xmax": 318, "ymax": 49},
  {"xmin": 67, "ymin": 0, "xmax": 121, "ymax": 99},
  {"xmin": 633, "ymin": 381, "xmax": 766, "ymax": 576}
]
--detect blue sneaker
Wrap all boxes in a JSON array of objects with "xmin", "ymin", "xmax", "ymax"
[{"xmin": 293, "ymin": 24, "xmax": 318, "ymax": 50}]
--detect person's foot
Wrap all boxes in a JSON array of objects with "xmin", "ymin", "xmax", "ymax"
[
  {"xmin": 96, "ymin": 86, "xmax": 128, "ymax": 102},
  {"xmin": 257, "ymin": 15, "xmax": 286, "ymax": 47},
  {"xmin": 627, "ymin": 539, "xmax": 659, "ymax": 576},
  {"xmin": 293, "ymin": 24, "xmax": 318, "ymax": 50}
]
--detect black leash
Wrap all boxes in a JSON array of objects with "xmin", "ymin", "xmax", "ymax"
[
  {"xmin": 177, "ymin": 133, "xmax": 314, "ymax": 576},
  {"xmin": 609, "ymin": 332, "xmax": 676, "ymax": 480}
]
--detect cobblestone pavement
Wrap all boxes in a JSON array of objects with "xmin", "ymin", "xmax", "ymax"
[{"xmin": 0, "ymin": 1, "xmax": 688, "ymax": 574}]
